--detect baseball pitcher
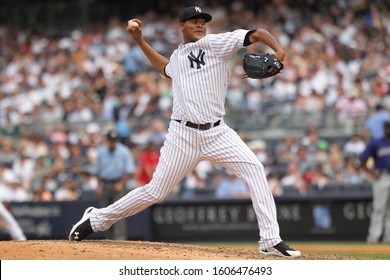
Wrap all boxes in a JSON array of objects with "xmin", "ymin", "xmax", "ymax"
[{"xmin": 69, "ymin": 6, "xmax": 300, "ymax": 258}]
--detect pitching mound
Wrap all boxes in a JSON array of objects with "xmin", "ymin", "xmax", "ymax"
[{"xmin": 0, "ymin": 240, "xmax": 369, "ymax": 260}]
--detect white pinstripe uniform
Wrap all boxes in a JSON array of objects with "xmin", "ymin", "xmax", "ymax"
[
  {"xmin": 89, "ymin": 29, "xmax": 282, "ymax": 250},
  {"xmin": 0, "ymin": 202, "xmax": 26, "ymax": 240}
]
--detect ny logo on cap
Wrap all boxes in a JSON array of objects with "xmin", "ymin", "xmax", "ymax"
[{"xmin": 195, "ymin": 6, "xmax": 202, "ymax": 12}]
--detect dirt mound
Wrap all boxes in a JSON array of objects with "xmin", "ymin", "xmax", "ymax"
[{"xmin": 0, "ymin": 240, "xmax": 366, "ymax": 260}]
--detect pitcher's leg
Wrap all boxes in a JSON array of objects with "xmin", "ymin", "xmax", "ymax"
[
  {"xmin": 98, "ymin": 181, "xmax": 117, "ymax": 239},
  {"xmin": 109, "ymin": 188, "xmax": 128, "ymax": 240},
  {"xmin": 90, "ymin": 123, "xmax": 202, "ymax": 232},
  {"xmin": 222, "ymin": 159, "xmax": 281, "ymax": 249},
  {"xmin": 203, "ymin": 125, "xmax": 281, "ymax": 249}
]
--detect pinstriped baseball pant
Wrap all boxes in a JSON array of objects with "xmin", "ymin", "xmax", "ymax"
[{"xmin": 90, "ymin": 120, "xmax": 282, "ymax": 250}]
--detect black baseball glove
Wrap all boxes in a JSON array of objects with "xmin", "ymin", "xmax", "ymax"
[{"xmin": 242, "ymin": 53, "xmax": 284, "ymax": 79}]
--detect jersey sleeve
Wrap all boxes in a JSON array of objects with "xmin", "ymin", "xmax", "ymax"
[
  {"xmin": 164, "ymin": 62, "xmax": 172, "ymax": 78},
  {"xmin": 208, "ymin": 29, "xmax": 249, "ymax": 62}
]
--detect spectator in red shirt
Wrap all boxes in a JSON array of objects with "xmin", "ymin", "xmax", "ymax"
[{"xmin": 136, "ymin": 141, "xmax": 160, "ymax": 185}]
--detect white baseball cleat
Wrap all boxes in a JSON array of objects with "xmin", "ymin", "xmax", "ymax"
[
  {"xmin": 259, "ymin": 241, "xmax": 301, "ymax": 258},
  {"xmin": 68, "ymin": 207, "xmax": 95, "ymax": 241}
]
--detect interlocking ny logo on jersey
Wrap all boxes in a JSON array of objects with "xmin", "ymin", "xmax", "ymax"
[{"xmin": 188, "ymin": 49, "xmax": 206, "ymax": 69}]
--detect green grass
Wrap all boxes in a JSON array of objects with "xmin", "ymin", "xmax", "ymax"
[
  {"xmin": 336, "ymin": 253, "xmax": 390, "ymax": 260},
  {"xmin": 292, "ymin": 241, "xmax": 390, "ymax": 260},
  {"xmin": 190, "ymin": 241, "xmax": 390, "ymax": 260}
]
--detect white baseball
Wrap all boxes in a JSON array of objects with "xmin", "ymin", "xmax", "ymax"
[{"xmin": 128, "ymin": 20, "xmax": 139, "ymax": 29}]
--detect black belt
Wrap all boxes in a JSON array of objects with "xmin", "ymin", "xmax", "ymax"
[{"xmin": 174, "ymin": 119, "xmax": 221, "ymax": 130}]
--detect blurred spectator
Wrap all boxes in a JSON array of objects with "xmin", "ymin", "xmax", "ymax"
[
  {"xmin": 181, "ymin": 170, "xmax": 207, "ymax": 198},
  {"xmin": 30, "ymin": 156, "xmax": 52, "ymax": 192},
  {"xmin": 130, "ymin": 124, "xmax": 152, "ymax": 147},
  {"xmin": 66, "ymin": 161, "xmax": 84, "ymax": 189},
  {"xmin": 363, "ymin": 104, "xmax": 390, "ymax": 141},
  {"xmin": 79, "ymin": 166, "xmax": 99, "ymax": 200},
  {"xmin": 32, "ymin": 184, "xmax": 53, "ymax": 202},
  {"xmin": 148, "ymin": 118, "xmax": 167, "ymax": 147},
  {"xmin": 215, "ymin": 169, "xmax": 250, "ymax": 198},
  {"xmin": 323, "ymin": 143, "xmax": 345, "ymax": 182},
  {"xmin": 343, "ymin": 133, "xmax": 366, "ymax": 156},
  {"xmin": 293, "ymin": 145, "xmax": 312, "ymax": 174},
  {"xmin": 180, "ymin": 161, "xmax": 213, "ymax": 198},
  {"xmin": 66, "ymin": 97, "xmax": 94, "ymax": 123},
  {"xmin": 45, "ymin": 154, "xmax": 67, "ymax": 193},
  {"xmin": 23, "ymin": 133, "xmax": 49, "ymax": 159},
  {"xmin": 342, "ymin": 155, "xmax": 368, "ymax": 185},
  {"xmin": 295, "ymin": 91, "xmax": 325, "ymax": 123},
  {"xmin": 301, "ymin": 126, "xmax": 321, "ymax": 155},
  {"xmin": 226, "ymin": 78, "xmax": 246, "ymax": 112},
  {"xmin": 136, "ymin": 141, "xmax": 160, "ymax": 186},
  {"xmin": 280, "ymin": 161, "xmax": 308, "ymax": 195},
  {"xmin": 0, "ymin": 138, "xmax": 18, "ymax": 168},
  {"xmin": 313, "ymin": 139, "xmax": 330, "ymax": 163},
  {"xmin": 0, "ymin": 170, "xmax": 30, "ymax": 202},
  {"xmin": 334, "ymin": 87, "xmax": 367, "ymax": 121},
  {"xmin": 274, "ymin": 134, "xmax": 299, "ymax": 164},
  {"xmin": 308, "ymin": 163, "xmax": 331, "ymax": 189},
  {"xmin": 54, "ymin": 178, "xmax": 80, "ymax": 201},
  {"xmin": 124, "ymin": 41, "xmax": 145, "ymax": 74},
  {"xmin": 11, "ymin": 152, "xmax": 35, "ymax": 193},
  {"xmin": 267, "ymin": 169, "xmax": 282, "ymax": 197},
  {"xmin": 40, "ymin": 100, "xmax": 64, "ymax": 125},
  {"xmin": 114, "ymin": 93, "xmax": 133, "ymax": 144},
  {"xmin": 66, "ymin": 143, "xmax": 87, "ymax": 167},
  {"xmin": 248, "ymin": 139, "xmax": 272, "ymax": 167}
]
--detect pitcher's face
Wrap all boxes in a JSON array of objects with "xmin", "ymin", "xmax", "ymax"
[{"xmin": 181, "ymin": 18, "xmax": 206, "ymax": 43}]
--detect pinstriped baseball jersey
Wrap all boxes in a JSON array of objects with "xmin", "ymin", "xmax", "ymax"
[{"xmin": 165, "ymin": 29, "xmax": 248, "ymax": 124}]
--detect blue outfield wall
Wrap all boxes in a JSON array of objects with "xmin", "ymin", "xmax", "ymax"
[{"xmin": 0, "ymin": 193, "xmax": 372, "ymax": 241}]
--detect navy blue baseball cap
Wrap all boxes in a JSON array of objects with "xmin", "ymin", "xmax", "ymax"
[{"xmin": 179, "ymin": 6, "xmax": 212, "ymax": 23}]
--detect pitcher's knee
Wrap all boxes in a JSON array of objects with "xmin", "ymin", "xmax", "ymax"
[
  {"xmin": 151, "ymin": 192, "xmax": 166, "ymax": 203},
  {"xmin": 144, "ymin": 185, "xmax": 168, "ymax": 203},
  {"xmin": 232, "ymin": 162, "xmax": 266, "ymax": 181},
  {"xmin": 249, "ymin": 162, "xmax": 266, "ymax": 175},
  {"xmin": 256, "ymin": 162, "xmax": 265, "ymax": 171}
]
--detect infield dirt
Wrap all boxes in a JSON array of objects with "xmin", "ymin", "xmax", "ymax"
[{"xmin": 0, "ymin": 240, "xmax": 383, "ymax": 260}]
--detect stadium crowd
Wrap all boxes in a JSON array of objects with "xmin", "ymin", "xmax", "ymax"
[{"xmin": 0, "ymin": 0, "xmax": 389, "ymax": 202}]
